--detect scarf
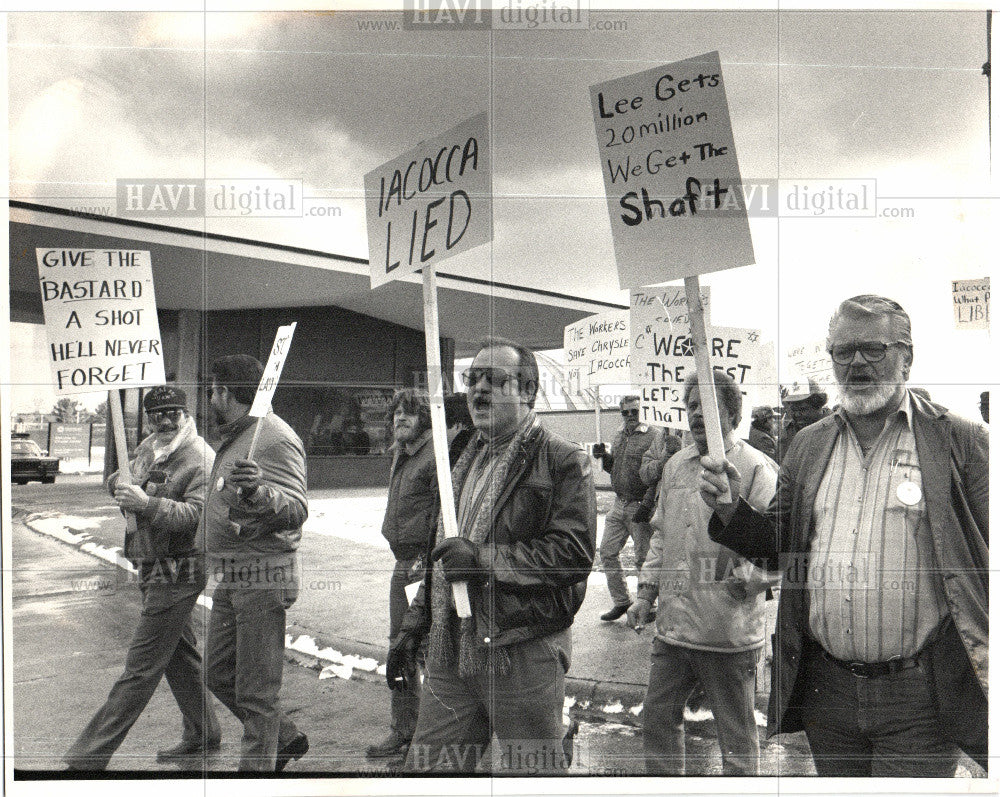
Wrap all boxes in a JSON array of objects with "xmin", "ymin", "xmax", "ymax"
[
  {"xmin": 130, "ymin": 415, "xmax": 197, "ymax": 485},
  {"xmin": 428, "ymin": 411, "xmax": 537, "ymax": 678}
]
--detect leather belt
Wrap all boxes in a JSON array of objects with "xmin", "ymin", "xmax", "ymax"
[{"xmin": 821, "ymin": 649, "xmax": 921, "ymax": 679}]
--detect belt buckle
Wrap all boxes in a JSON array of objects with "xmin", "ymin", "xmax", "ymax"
[{"xmin": 847, "ymin": 661, "xmax": 870, "ymax": 678}]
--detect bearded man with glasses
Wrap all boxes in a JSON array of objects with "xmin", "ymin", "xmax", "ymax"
[
  {"xmin": 699, "ymin": 295, "xmax": 988, "ymax": 777},
  {"xmin": 65, "ymin": 385, "xmax": 220, "ymax": 770},
  {"xmin": 593, "ymin": 395, "xmax": 659, "ymax": 621}
]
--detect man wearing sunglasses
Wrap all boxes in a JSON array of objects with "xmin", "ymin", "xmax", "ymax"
[
  {"xmin": 699, "ymin": 295, "xmax": 988, "ymax": 777},
  {"xmin": 394, "ymin": 338, "xmax": 596, "ymax": 774},
  {"xmin": 593, "ymin": 395, "xmax": 658, "ymax": 621},
  {"xmin": 65, "ymin": 385, "xmax": 220, "ymax": 770}
]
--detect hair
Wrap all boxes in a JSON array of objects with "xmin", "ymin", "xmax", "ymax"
[
  {"xmin": 620, "ymin": 395, "xmax": 641, "ymax": 409},
  {"xmin": 390, "ymin": 388, "xmax": 432, "ymax": 436},
  {"xmin": 473, "ymin": 336, "xmax": 540, "ymax": 409},
  {"xmin": 682, "ymin": 369, "xmax": 743, "ymax": 427},
  {"xmin": 828, "ymin": 293, "xmax": 912, "ymax": 345},
  {"xmin": 210, "ymin": 355, "xmax": 264, "ymax": 406},
  {"xmin": 444, "ymin": 392, "xmax": 473, "ymax": 429}
]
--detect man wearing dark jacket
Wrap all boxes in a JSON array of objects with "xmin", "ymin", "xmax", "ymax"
[
  {"xmin": 392, "ymin": 338, "xmax": 597, "ymax": 774},
  {"xmin": 594, "ymin": 395, "xmax": 658, "ymax": 620},
  {"xmin": 366, "ymin": 389, "xmax": 438, "ymax": 759},
  {"xmin": 199, "ymin": 354, "xmax": 309, "ymax": 772},
  {"xmin": 700, "ymin": 295, "xmax": 988, "ymax": 776},
  {"xmin": 65, "ymin": 386, "xmax": 219, "ymax": 770}
]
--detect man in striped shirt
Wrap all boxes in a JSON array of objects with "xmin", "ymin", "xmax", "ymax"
[{"xmin": 699, "ymin": 295, "xmax": 988, "ymax": 777}]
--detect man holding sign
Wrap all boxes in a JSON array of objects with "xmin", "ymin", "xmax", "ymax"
[
  {"xmin": 700, "ymin": 295, "xmax": 988, "ymax": 776},
  {"xmin": 395, "ymin": 339, "xmax": 596, "ymax": 774},
  {"xmin": 198, "ymin": 354, "xmax": 309, "ymax": 772}
]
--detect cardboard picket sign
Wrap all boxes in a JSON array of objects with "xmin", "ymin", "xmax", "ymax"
[
  {"xmin": 246, "ymin": 323, "xmax": 297, "ymax": 460},
  {"xmin": 952, "ymin": 277, "xmax": 989, "ymax": 330},
  {"xmin": 563, "ymin": 309, "xmax": 631, "ymax": 390},
  {"xmin": 36, "ymin": 248, "xmax": 167, "ymax": 533},
  {"xmin": 591, "ymin": 53, "xmax": 757, "ymax": 502},
  {"xmin": 365, "ymin": 113, "xmax": 493, "ymax": 620}
]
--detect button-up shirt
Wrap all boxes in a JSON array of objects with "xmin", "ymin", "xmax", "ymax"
[{"xmin": 808, "ymin": 390, "xmax": 949, "ymax": 662}]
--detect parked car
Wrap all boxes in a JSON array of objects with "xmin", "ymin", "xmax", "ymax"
[{"xmin": 10, "ymin": 436, "xmax": 59, "ymax": 484}]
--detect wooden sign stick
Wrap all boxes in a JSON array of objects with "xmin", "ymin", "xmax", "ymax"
[
  {"xmin": 246, "ymin": 418, "xmax": 264, "ymax": 461},
  {"xmin": 594, "ymin": 386, "xmax": 602, "ymax": 444},
  {"xmin": 108, "ymin": 389, "xmax": 138, "ymax": 534},
  {"xmin": 422, "ymin": 264, "xmax": 473, "ymax": 618},
  {"xmin": 683, "ymin": 276, "xmax": 732, "ymax": 504}
]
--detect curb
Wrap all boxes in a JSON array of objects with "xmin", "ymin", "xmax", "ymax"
[{"xmin": 18, "ymin": 510, "xmax": 667, "ymax": 728}]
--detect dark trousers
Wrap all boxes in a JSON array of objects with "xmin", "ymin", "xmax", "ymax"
[
  {"xmin": 642, "ymin": 639, "xmax": 760, "ymax": 775},
  {"xmin": 64, "ymin": 579, "xmax": 219, "ymax": 770},
  {"xmin": 404, "ymin": 629, "xmax": 571, "ymax": 775},
  {"xmin": 799, "ymin": 644, "xmax": 960, "ymax": 776},
  {"xmin": 388, "ymin": 556, "xmax": 421, "ymax": 740},
  {"xmin": 205, "ymin": 582, "xmax": 300, "ymax": 771}
]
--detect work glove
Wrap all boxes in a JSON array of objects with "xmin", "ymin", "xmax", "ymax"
[
  {"xmin": 114, "ymin": 484, "xmax": 150, "ymax": 513},
  {"xmin": 632, "ymin": 503, "xmax": 653, "ymax": 524},
  {"xmin": 385, "ymin": 631, "xmax": 420, "ymax": 692},
  {"xmin": 430, "ymin": 537, "xmax": 486, "ymax": 584},
  {"xmin": 626, "ymin": 597, "xmax": 652, "ymax": 631},
  {"xmin": 229, "ymin": 458, "xmax": 263, "ymax": 496}
]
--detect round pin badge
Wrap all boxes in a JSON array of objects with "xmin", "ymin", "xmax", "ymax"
[
  {"xmin": 896, "ymin": 480, "xmax": 922, "ymax": 506},
  {"xmin": 216, "ymin": 477, "xmax": 225, "ymax": 492}
]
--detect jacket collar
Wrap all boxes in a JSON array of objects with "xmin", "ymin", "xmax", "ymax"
[
  {"xmin": 395, "ymin": 428, "xmax": 432, "ymax": 457},
  {"xmin": 217, "ymin": 413, "xmax": 256, "ymax": 446}
]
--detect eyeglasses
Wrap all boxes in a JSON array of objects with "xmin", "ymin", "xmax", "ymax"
[
  {"xmin": 828, "ymin": 341, "xmax": 908, "ymax": 365},
  {"xmin": 146, "ymin": 408, "xmax": 182, "ymax": 421},
  {"xmin": 461, "ymin": 367, "xmax": 517, "ymax": 390},
  {"xmin": 621, "ymin": 407, "xmax": 640, "ymax": 417}
]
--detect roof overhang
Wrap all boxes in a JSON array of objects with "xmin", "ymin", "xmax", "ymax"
[{"xmin": 10, "ymin": 202, "xmax": 625, "ymax": 355}]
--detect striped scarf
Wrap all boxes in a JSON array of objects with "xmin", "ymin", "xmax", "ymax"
[{"xmin": 428, "ymin": 411, "xmax": 537, "ymax": 678}]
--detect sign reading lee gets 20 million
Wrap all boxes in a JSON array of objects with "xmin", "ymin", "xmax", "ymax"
[
  {"xmin": 590, "ymin": 51, "xmax": 754, "ymax": 289},
  {"xmin": 365, "ymin": 112, "xmax": 491, "ymax": 288},
  {"xmin": 36, "ymin": 248, "xmax": 165, "ymax": 395}
]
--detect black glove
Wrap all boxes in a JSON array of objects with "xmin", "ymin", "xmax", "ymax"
[
  {"xmin": 431, "ymin": 537, "xmax": 486, "ymax": 584},
  {"xmin": 386, "ymin": 631, "xmax": 420, "ymax": 692},
  {"xmin": 632, "ymin": 503, "xmax": 652, "ymax": 524}
]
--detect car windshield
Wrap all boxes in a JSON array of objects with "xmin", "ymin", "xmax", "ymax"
[{"xmin": 11, "ymin": 440, "xmax": 43, "ymax": 457}]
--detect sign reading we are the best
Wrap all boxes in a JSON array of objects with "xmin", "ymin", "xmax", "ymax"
[{"xmin": 36, "ymin": 248, "xmax": 165, "ymax": 395}]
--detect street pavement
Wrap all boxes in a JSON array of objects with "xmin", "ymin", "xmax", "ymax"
[{"xmin": 9, "ymin": 474, "xmax": 982, "ymax": 779}]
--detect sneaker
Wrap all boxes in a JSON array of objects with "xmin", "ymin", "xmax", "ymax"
[
  {"xmin": 365, "ymin": 731, "xmax": 410, "ymax": 759},
  {"xmin": 275, "ymin": 732, "xmax": 309, "ymax": 773},
  {"xmin": 600, "ymin": 603, "xmax": 632, "ymax": 621},
  {"xmin": 156, "ymin": 738, "xmax": 221, "ymax": 762}
]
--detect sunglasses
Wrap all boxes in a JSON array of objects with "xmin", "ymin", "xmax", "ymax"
[
  {"xmin": 461, "ymin": 367, "xmax": 518, "ymax": 390},
  {"xmin": 146, "ymin": 408, "xmax": 182, "ymax": 421},
  {"xmin": 828, "ymin": 341, "xmax": 908, "ymax": 365},
  {"xmin": 621, "ymin": 407, "xmax": 640, "ymax": 417}
]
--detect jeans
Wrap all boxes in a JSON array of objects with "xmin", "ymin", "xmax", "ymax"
[
  {"xmin": 64, "ymin": 575, "xmax": 219, "ymax": 770},
  {"xmin": 388, "ymin": 556, "xmax": 421, "ymax": 740},
  {"xmin": 205, "ymin": 581, "xmax": 300, "ymax": 771},
  {"xmin": 643, "ymin": 639, "xmax": 760, "ymax": 775},
  {"xmin": 600, "ymin": 497, "xmax": 651, "ymax": 607},
  {"xmin": 798, "ymin": 643, "xmax": 960, "ymax": 776},
  {"xmin": 404, "ymin": 629, "xmax": 571, "ymax": 775}
]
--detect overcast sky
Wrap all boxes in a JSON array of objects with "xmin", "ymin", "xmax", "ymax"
[{"xmin": 6, "ymin": 5, "xmax": 994, "ymax": 417}]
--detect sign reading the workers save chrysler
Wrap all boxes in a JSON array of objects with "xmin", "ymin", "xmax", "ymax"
[
  {"xmin": 36, "ymin": 249, "xmax": 165, "ymax": 395},
  {"xmin": 563, "ymin": 309, "xmax": 631, "ymax": 390},
  {"xmin": 590, "ymin": 51, "xmax": 754, "ymax": 289},
  {"xmin": 365, "ymin": 112, "xmax": 491, "ymax": 288}
]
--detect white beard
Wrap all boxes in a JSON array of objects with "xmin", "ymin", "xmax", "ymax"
[{"xmin": 836, "ymin": 380, "xmax": 902, "ymax": 416}]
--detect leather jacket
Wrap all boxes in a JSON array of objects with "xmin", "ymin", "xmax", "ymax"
[{"xmin": 401, "ymin": 422, "xmax": 597, "ymax": 648}]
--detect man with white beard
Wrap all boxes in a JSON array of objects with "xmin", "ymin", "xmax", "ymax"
[{"xmin": 698, "ymin": 295, "xmax": 988, "ymax": 777}]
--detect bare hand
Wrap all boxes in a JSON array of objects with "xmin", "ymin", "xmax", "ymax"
[
  {"xmin": 626, "ymin": 598, "xmax": 652, "ymax": 632},
  {"xmin": 229, "ymin": 459, "xmax": 263, "ymax": 493},
  {"xmin": 114, "ymin": 484, "xmax": 149, "ymax": 512},
  {"xmin": 698, "ymin": 455, "xmax": 741, "ymax": 524}
]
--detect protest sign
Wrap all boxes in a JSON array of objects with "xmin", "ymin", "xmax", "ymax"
[
  {"xmin": 365, "ymin": 113, "xmax": 493, "ymax": 619},
  {"xmin": 953, "ymin": 277, "xmax": 989, "ymax": 330},
  {"xmin": 365, "ymin": 112, "xmax": 491, "ymax": 288},
  {"xmin": 590, "ymin": 51, "xmax": 754, "ymax": 289},
  {"xmin": 631, "ymin": 320, "xmax": 776, "ymax": 429},
  {"xmin": 563, "ymin": 309, "xmax": 630, "ymax": 391},
  {"xmin": 36, "ymin": 248, "xmax": 165, "ymax": 395},
  {"xmin": 250, "ymin": 323, "xmax": 297, "ymax": 418},
  {"xmin": 785, "ymin": 340, "xmax": 835, "ymax": 390},
  {"xmin": 631, "ymin": 283, "xmax": 711, "ymax": 338}
]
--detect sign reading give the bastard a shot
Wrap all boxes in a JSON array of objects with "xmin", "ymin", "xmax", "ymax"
[
  {"xmin": 365, "ymin": 112, "xmax": 491, "ymax": 288},
  {"xmin": 590, "ymin": 51, "xmax": 754, "ymax": 289},
  {"xmin": 36, "ymin": 248, "xmax": 165, "ymax": 395}
]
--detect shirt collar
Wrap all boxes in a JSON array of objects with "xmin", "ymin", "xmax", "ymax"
[{"xmin": 833, "ymin": 389, "xmax": 912, "ymax": 430}]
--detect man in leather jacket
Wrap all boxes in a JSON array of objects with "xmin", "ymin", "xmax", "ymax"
[{"xmin": 390, "ymin": 338, "xmax": 597, "ymax": 775}]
